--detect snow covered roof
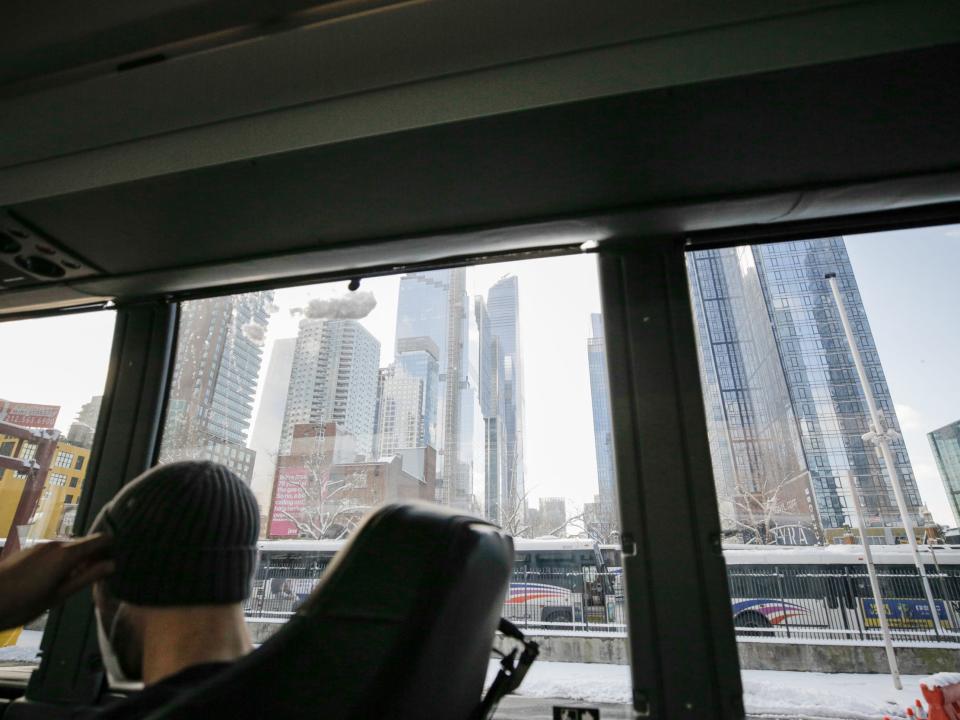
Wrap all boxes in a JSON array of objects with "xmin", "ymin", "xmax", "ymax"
[{"xmin": 723, "ymin": 543, "xmax": 960, "ymax": 565}]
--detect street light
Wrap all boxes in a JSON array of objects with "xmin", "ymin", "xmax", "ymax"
[{"xmin": 826, "ymin": 272, "xmax": 944, "ymax": 637}]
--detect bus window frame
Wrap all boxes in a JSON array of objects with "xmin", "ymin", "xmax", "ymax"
[
  {"xmin": 20, "ymin": 301, "xmax": 176, "ymax": 706},
  {"xmin": 13, "ymin": 203, "xmax": 960, "ymax": 717}
]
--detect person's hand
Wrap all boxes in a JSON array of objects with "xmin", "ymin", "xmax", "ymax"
[{"xmin": 0, "ymin": 534, "xmax": 114, "ymax": 631}]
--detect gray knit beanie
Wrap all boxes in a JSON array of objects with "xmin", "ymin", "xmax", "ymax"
[{"xmin": 90, "ymin": 461, "xmax": 260, "ymax": 605}]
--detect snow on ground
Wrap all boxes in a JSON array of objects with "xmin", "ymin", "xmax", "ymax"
[
  {"xmin": 0, "ymin": 630, "xmax": 42, "ymax": 665},
  {"xmin": 741, "ymin": 670, "xmax": 923, "ymax": 719},
  {"xmin": 489, "ymin": 660, "xmax": 930, "ymax": 719}
]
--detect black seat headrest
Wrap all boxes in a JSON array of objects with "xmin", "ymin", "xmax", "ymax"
[{"xmin": 149, "ymin": 502, "xmax": 514, "ymax": 720}]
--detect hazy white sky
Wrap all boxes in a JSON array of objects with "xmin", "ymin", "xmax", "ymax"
[
  {"xmin": 0, "ymin": 311, "xmax": 115, "ymax": 433},
  {"xmin": 2, "ymin": 226, "xmax": 958, "ymax": 526}
]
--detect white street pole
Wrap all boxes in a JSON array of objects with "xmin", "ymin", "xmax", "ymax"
[
  {"xmin": 846, "ymin": 471, "xmax": 901, "ymax": 689},
  {"xmin": 826, "ymin": 273, "xmax": 944, "ymax": 637}
]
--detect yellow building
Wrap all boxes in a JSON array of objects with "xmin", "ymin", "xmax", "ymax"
[{"xmin": 0, "ymin": 435, "xmax": 91, "ymax": 541}]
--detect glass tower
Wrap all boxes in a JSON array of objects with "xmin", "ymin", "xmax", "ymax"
[
  {"xmin": 688, "ymin": 237, "xmax": 922, "ymax": 542},
  {"xmin": 486, "ymin": 275, "xmax": 525, "ymax": 508},
  {"xmin": 395, "ymin": 268, "xmax": 480, "ymax": 509},
  {"xmin": 587, "ymin": 314, "xmax": 617, "ymax": 515},
  {"xmin": 929, "ymin": 420, "xmax": 960, "ymax": 527}
]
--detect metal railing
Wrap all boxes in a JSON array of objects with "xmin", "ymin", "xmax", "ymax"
[
  {"xmin": 243, "ymin": 564, "xmax": 629, "ymax": 633},
  {"xmin": 728, "ymin": 565, "xmax": 960, "ymax": 644},
  {"xmin": 242, "ymin": 560, "xmax": 960, "ymax": 645}
]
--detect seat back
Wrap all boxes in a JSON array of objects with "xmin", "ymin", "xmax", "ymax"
[{"xmin": 150, "ymin": 502, "xmax": 513, "ymax": 720}]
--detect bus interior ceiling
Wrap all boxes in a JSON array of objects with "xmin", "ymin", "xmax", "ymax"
[
  {"xmin": 1, "ymin": 2, "xmax": 960, "ymax": 719},
  {"xmin": 0, "ymin": 1, "xmax": 959, "ymax": 312}
]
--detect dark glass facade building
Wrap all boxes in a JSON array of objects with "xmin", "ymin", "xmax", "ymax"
[
  {"xmin": 929, "ymin": 420, "xmax": 960, "ymax": 527},
  {"xmin": 688, "ymin": 238, "xmax": 922, "ymax": 543}
]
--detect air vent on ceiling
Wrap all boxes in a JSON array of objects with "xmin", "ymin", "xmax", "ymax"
[{"xmin": 0, "ymin": 212, "xmax": 97, "ymax": 292}]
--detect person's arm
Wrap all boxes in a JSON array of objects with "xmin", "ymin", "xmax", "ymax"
[{"xmin": 0, "ymin": 534, "xmax": 114, "ymax": 631}]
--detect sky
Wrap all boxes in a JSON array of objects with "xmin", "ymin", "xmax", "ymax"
[
  {"xmin": 0, "ymin": 311, "xmax": 115, "ymax": 434},
  {"xmin": 845, "ymin": 224, "xmax": 960, "ymax": 526},
  {"xmin": 2, "ymin": 225, "xmax": 958, "ymax": 527}
]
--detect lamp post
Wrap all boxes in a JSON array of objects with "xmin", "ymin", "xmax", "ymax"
[
  {"xmin": 845, "ymin": 471, "xmax": 901, "ymax": 689},
  {"xmin": 826, "ymin": 272, "xmax": 943, "ymax": 637}
]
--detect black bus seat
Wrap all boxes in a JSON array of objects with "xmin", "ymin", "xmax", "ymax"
[{"xmin": 148, "ymin": 502, "xmax": 513, "ymax": 719}]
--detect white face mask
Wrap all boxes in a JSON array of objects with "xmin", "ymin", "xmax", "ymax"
[{"xmin": 94, "ymin": 605, "xmax": 132, "ymax": 685}]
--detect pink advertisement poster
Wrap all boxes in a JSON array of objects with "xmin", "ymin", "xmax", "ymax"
[{"xmin": 268, "ymin": 466, "xmax": 309, "ymax": 537}]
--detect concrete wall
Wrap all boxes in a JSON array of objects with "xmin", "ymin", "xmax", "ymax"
[
  {"xmin": 248, "ymin": 620, "xmax": 284, "ymax": 645},
  {"xmin": 493, "ymin": 633, "xmax": 630, "ymax": 665},
  {"xmin": 248, "ymin": 619, "xmax": 959, "ymax": 674},
  {"xmin": 737, "ymin": 641, "xmax": 960, "ymax": 675}
]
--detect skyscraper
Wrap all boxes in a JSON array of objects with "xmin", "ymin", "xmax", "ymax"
[
  {"xmin": 687, "ymin": 238, "xmax": 922, "ymax": 543},
  {"xmin": 395, "ymin": 268, "xmax": 481, "ymax": 510},
  {"xmin": 587, "ymin": 314, "xmax": 617, "ymax": 519},
  {"xmin": 475, "ymin": 296, "xmax": 506, "ymax": 523},
  {"xmin": 486, "ymin": 275, "xmax": 525, "ymax": 509},
  {"xmin": 279, "ymin": 319, "xmax": 380, "ymax": 458},
  {"xmin": 161, "ymin": 292, "xmax": 274, "ymax": 481},
  {"xmin": 249, "ymin": 337, "xmax": 297, "ymax": 512},
  {"xmin": 929, "ymin": 420, "xmax": 960, "ymax": 527}
]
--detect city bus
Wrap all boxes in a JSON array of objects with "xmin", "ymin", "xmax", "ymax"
[
  {"xmin": 247, "ymin": 538, "xmax": 623, "ymax": 631},
  {"xmin": 724, "ymin": 544, "xmax": 960, "ymax": 642},
  {"xmin": 1, "ymin": 4, "xmax": 958, "ymax": 718}
]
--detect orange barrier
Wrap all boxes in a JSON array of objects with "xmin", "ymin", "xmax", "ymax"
[{"xmin": 919, "ymin": 680, "xmax": 960, "ymax": 720}]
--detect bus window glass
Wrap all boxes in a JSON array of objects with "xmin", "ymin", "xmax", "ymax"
[
  {"xmin": 156, "ymin": 255, "xmax": 628, "ymax": 700},
  {"xmin": 0, "ymin": 310, "xmax": 115, "ymax": 665},
  {"xmin": 686, "ymin": 226, "xmax": 960, "ymax": 715}
]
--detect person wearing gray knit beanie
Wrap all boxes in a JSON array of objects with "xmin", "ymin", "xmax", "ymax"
[{"xmin": 81, "ymin": 461, "xmax": 260, "ymax": 720}]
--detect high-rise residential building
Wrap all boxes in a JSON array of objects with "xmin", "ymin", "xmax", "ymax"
[
  {"xmin": 587, "ymin": 314, "xmax": 616, "ymax": 515},
  {"xmin": 279, "ymin": 319, "xmax": 380, "ymax": 459},
  {"xmin": 929, "ymin": 420, "xmax": 960, "ymax": 527},
  {"xmin": 249, "ymin": 338, "xmax": 297, "ymax": 514},
  {"xmin": 687, "ymin": 238, "xmax": 923, "ymax": 544},
  {"xmin": 161, "ymin": 292, "xmax": 274, "ymax": 481},
  {"xmin": 393, "ymin": 336, "xmax": 440, "ymax": 448},
  {"xmin": 394, "ymin": 269, "xmax": 481, "ymax": 510},
  {"xmin": 486, "ymin": 275, "xmax": 525, "ymax": 510},
  {"xmin": 376, "ymin": 365, "xmax": 426, "ymax": 456},
  {"xmin": 67, "ymin": 395, "xmax": 102, "ymax": 448}
]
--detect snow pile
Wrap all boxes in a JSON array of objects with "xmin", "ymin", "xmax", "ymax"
[
  {"xmin": 490, "ymin": 661, "xmax": 929, "ymax": 719},
  {"xmin": 921, "ymin": 672, "xmax": 960, "ymax": 689},
  {"xmin": 742, "ymin": 672, "xmax": 910, "ymax": 719},
  {"xmin": 486, "ymin": 660, "xmax": 631, "ymax": 704},
  {"xmin": 0, "ymin": 646, "xmax": 40, "ymax": 665}
]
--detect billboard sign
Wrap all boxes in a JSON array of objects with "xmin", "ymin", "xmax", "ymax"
[
  {"xmin": 0, "ymin": 400, "xmax": 60, "ymax": 429},
  {"xmin": 268, "ymin": 466, "xmax": 309, "ymax": 537}
]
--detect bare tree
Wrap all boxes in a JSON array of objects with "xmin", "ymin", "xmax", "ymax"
[
  {"xmin": 499, "ymin": 488, "xmax": 532, "ymax": 537},
  {"xmin": 721, "ymin": 470, "xmax": 811, "ymax": 545},
  {"xmin": 568, "ymin": 503, "xmax": 621, "ymax": 544},
  {"xmin": 275, "ymin": 436, "xmax": 371, "ymax": 540}
]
